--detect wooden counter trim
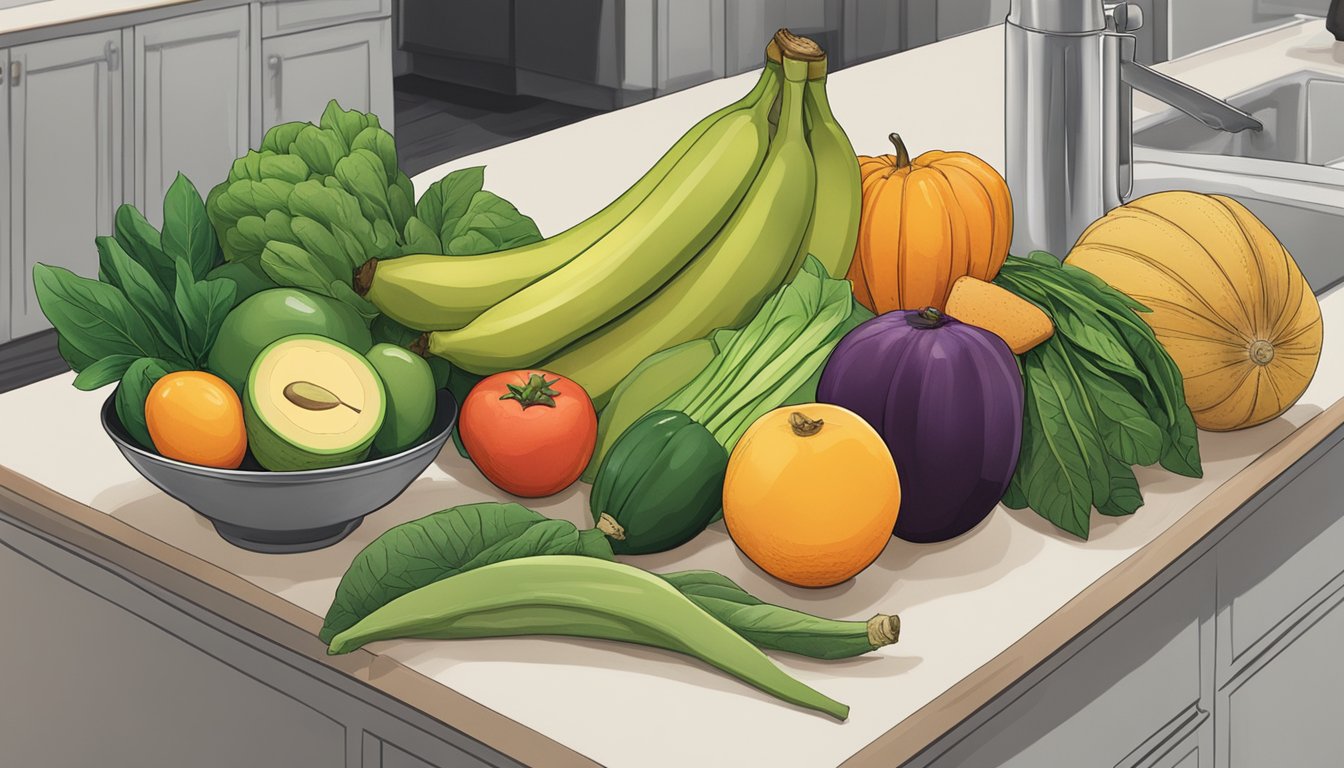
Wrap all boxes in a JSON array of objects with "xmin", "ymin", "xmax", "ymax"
[
  {"xmin": 0, "ymin": 467, "xmax": 601, "ymax": 768},
  {"xmin": 841, "ymin": 395, "xmax": 1344, "ymax": 768}
]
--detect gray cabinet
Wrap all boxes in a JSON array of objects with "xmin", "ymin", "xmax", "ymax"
[
  {"xmin": 0, "ymin": 51, "xmax": 9, "ymax": 346},
  {"xmin": 6, "ymin": 31, "xmax": 123, "ymax": 340},
  {"xmin": 132, "ymin": 6, "xmax": 251, "ymax": 228},
  {"xmin": 261, "ymin": 18, "xmax": 394, "ymax": 130},
  {"xmin": 656, "ymin": 0, "xmax": 726, "ymax": 95}
]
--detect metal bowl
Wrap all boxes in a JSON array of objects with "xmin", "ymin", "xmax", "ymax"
[{"xmin": 100, "ymin": 389, "xmax": 458, "ymax": 554}]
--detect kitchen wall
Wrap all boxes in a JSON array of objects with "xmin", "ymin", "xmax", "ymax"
[{"xmin": 1167, "ymin": 0, "xmax": 1325, "ymax": 59}]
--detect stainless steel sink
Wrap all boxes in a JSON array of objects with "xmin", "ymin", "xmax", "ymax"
[{"xmin": 1131, "ymin": 70, "xmax": 1344, "ymax": 296}]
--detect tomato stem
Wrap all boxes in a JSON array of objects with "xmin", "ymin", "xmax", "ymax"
[
  {"xmin": 789, "ymin": 411, "xmax": 825, "ymax": 437},
  {"xmin": 500, "ymin": 373, "xmax": 562, "ymax": 409}
]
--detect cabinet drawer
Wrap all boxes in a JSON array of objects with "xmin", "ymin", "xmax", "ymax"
[
  {"xmin": 262, "ymin": 0, "xmax": 391, "ymax": 38},
  {"xmin": 924, "ymin": 556, "xmax": 1214, "ymax": 768},
  {"xmin": 1217, "ymin": 435, "xmax": 1344, "ymax": 664}
]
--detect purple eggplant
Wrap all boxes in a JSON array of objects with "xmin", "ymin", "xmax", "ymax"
[{"xmin": 817, "ymin": 307, "xmax": 1024, "ymax": 543}]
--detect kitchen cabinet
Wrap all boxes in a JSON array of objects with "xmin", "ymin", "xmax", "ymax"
[
  {"xmin": 656, "ymin": 0, "xmax": 726, "ymax": 95},
  {"xmin": 261, "ymin": 18, "xmax": 393, "ymax": 131},
  {"xmin": 131, "ymin": 6, "xmax": 251, "ymax": 228},
  {"xmin": 6, "ymin": 31, "xmax": 122, "ymax": 341},
  {"xmin": 0, "ymin": 50, "xmax": 8, "ymax": 346},
  {"xmin": 725, "ymin": 0, "xmax": 841, "ymax": 77}
]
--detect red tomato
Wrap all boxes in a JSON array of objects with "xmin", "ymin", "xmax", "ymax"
[{"xmin": 459, "ymin": 370, "xmax": 597, "ymax": 497}]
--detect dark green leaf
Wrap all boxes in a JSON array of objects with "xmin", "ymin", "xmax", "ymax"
[
  {"xmin": 32, "ymin": 264, "xmax": 167, "ymax": 363},
  {"xmin": 416, "ymin": 166, "xmax": 484, "ymax": 237},
  {"xmin": 1161, "ymin": 406, "xmax": 1204, "ymax": 479},
  {"xmin": 174, "ymin": 260, "xmax": 237, "ymax": 365},
  {"xmin": 95, "ymin": 236, "xmax": 188, "ymax": 360},
  {"xmin": 351, "ymin": 126, "xmax": 401, "ymax": 181},
  {"xmin": 334, "ymin": 149, "xmax": 399, "ymax": 232},
  {"xmin": 205, "ymin": 260, "xmax": 274, "ymax": 307},
  {"xmin": 114, "ymin": 204, "xmax": 175, "ymax": 295},
  {"xmin": 1075, "ymin": 355, "xmax": 1163, "ymax": 466},
  {"xmin": 72, "ymin": 354, "xmax": 141, "ymax": 391},
  {"xmin": 400, "ymin": 217, "xmax": 443, "ymax": 255},
  {"xmin": 1097, "ymin": 456, "xmax": 1144, "ymax": 517},
  {"xmin": 116, "ymin": 357, "xmax": 188, "ymax": 450},
  {"xmin": 161, "ymin": 173, "xmax": 219, "ymax": 280},
  {"xmin": 57, "ymin": 335, "xmax": 98, "ymax": 374},
  {"xmin": 318, "ymin": 503, "xmax": 614, "ymax": 644},
  {"xmin": 446, "ymin": 191, "xmax": 543, "ymax": 255},
  {"xmin": 225, "ymin": 209, "xmax": 300, "ymax": 266},
  {"xmin": 1000, "ymin": 472, "xmax": 1029, "ymax": 510},
  {"xmin": 259, "ymin": 241, "xmax": 342, "ymax": 298}
]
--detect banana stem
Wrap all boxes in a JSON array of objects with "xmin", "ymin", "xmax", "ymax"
[{"xmin": 354, "ymin": 258, "xmax": 377, "ymax": 296}]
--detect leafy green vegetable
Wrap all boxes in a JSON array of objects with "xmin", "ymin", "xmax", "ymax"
[
  {"xmin": 115, "ymin": 357, "xmax": 188, "ymax": 449},
  {"xmin": 318, "ymin": 502, "xmax": 613, "ymax": 644},
  {"xmin": 113, "ymin": 203, "xmax": 174, "ymax": 295},
  {"xmin": 162, "ymin": 174, "xmax": 218, "ymax": 281},
  {"xmin": 993, "ymin": 254, "xmax": 1203, "ymax": 539},
  {"xmin": 173, "ymin": 260, "xmax": 237, "ymax": 365},
  {"xmin": 33, "ymin": 265, "xmax": 170, "ymax": 363},
  {"xmin": 95, "ymin": 236, "xmax": 187, "ymax": 361},
  {"xmin": 399, "ymin": 166, "xmax": 541, "ymax": 256},
  {"xmin": 657, "ymin": 256, "xmax": 858, "ymax": 451}
]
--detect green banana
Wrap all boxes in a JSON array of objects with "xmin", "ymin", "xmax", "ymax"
[
  {"xmin": 540, "ymin": 56, "xmax": 816, "ymax": 409},
  {"xmin": 359, "ymin": 66, "xmax": 779, "ymax": 332},
  {"xmin": 327, "ymin": 555, "xmax": 850, "ymax": 720},
  {"xmin": 425, "ymin": 68, "xmax": 782, "ymax": 374},
  {"xmin": 580, "ymin": 336, "xmax": 720, "ymax": 483},
  {"xmin": 798, "ymin": 64, "xmax": 862, "ymax": 280}
]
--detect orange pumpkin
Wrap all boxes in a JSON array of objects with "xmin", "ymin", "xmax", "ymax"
[{"xmin": 849, "ymin": 134, "xmax": 1013, "ymax": 313}]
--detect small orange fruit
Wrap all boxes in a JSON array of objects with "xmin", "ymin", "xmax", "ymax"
[
  {"xmin": 145, "ymin": 371, "xmax": 248, "ymax": 469},
  {"xmin": 723, "ymin": 404, "xmax": 901, "ymax": 588}
]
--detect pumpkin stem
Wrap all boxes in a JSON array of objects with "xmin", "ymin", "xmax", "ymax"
[
  {"xmin": 499, "ymin": 373, "xmax": 562, "ymax": 409},
  {"xmin": 789, "ymin": 411, "xmax": 825, "ymax": 437},
  {"xmin": 889, "ymin": 133, "xmax": 912, "ymax": 169},
  {"xmin": 1249, "ymin": 339, "xmax": 1276, "ymax": 366},
  {"xmin": 595, "ymin": 513, "xmax": 627, "ymax": 541},
  {"xmin": 867, "ymin": 614, "xmax": 901, "ymax": 649}
]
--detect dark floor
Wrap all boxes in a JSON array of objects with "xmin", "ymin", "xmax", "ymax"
[{"xmin": 393, "ymin": 75, "xmax": 602, "ymax": 177}]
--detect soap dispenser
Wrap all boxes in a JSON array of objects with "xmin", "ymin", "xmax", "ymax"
[{"xmin": 1331, "ymin": 0, "xmax": 1344, "ymax": 41}]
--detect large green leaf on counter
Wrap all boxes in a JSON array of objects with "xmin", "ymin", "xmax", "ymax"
[{"xmin": 319, "ymin": 502, "xmax": 614, "ymax": 644}]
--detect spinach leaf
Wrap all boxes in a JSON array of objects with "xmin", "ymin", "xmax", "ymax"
[
  {"xmin": 113, "ymin": 203, "xmax": 175, "ymax": 296},
  {"xmin": 1018, "ymin": 346, "xmax": 1104, "ymax": 539},
  {"xmin": 319, "ymin": 502, "xmax": 613, "ymax": 643},
  {"xmin": 1096, "ymin": 455, "xmax": 1144, "ymax": 517},
  {"xmin": 446, "ymin": 191, "xmax": 543, "ymax": 256},
  {"xmin": 321, "ymin": 100, "xmax": 381, "ymax": 152},
  {"xmin": 57, "ymin": 335, "xmax": 98, "ymax": 374},
  {"xmin": 33, "ymin": 264, "xmax": 167, "ymax": 362},
  {"xmin": 1074, "ymin": 354, "xmax": 1163, "ymax": 466},
  {"xmin": 416, "ymin": 166, "xmax": 484, "ymax": 241},
  {"xmin": 116, "ymin": 357, "xmax": 188, "ymax": 449},
  {"xmin": 161, "ymin": 173, "xmax": 219, "ymax": 281},
  {"xmin": 292, "ymin": 124, "xmax": 347, "ymax": 176},
  {"xmin": 72, "ymin": 354, "xmax": 142, "ymax": 392},
  {"xmin": 224, "ymin": 149, "xmax": 311, "ymax": 185},
  {"xmin": 259, "ymin": 241, "xmax": 342, "ymax": 297},
  {"xmin": 173, "ymin": 260, "xmax": 237, "ymax": 365},
  {"xmin": 401, "ymin": 217, "xmax": 443, "ymax": 255},
  {"xmin": 205, "ymin": 261, "xmax": 273, "ymax": 307},
  {"xmin": 96, "ymin": 236, "xmax": 188, "ymax": 361},
  {"xmin": 259, "ymin": 121, "xmax": 309, "ymax": 155}
]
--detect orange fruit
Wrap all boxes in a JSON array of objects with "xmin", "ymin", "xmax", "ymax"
[
  {"xmin": 145, "ymin": 371, "xmax": 248, "ymax": 469},
  {"xmin": 723, "ymin": 404, "xmax": 901, "ymax": 588}
]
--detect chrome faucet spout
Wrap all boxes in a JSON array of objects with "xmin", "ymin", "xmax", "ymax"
[{"xmin": 1121, "ymin": 61, "xmax": 1263, "ymax": 133}]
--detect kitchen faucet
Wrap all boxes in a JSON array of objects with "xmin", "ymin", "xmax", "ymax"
[{"xmin": 1005, "ymin": 0, "xmax": 1265, "ymax": 260}]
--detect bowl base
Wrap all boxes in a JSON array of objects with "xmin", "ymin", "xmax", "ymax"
[{"xmin": 210, "ymin": 518, "xmax": 364, "ymax": 554}]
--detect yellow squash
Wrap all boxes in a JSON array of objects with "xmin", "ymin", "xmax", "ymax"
[{"xmin": 1065, "ymin": 191, "xmax": 1323, "ymax": 431}]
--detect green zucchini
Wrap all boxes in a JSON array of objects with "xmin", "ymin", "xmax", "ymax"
[{"xmin": 590, "ymin": 410, "xmax": 727, "ymax": 554}]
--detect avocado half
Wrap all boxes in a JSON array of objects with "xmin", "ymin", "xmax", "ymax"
[{"xmin": 243, "ymin": 334, "xmax": 386, "ymax": 471}]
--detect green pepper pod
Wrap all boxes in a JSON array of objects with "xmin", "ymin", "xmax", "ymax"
[
  {"xmin": 327, "ymin": 555, "xmax": 850, "ymax": 720},
  {"xmin": 662, "ymin": 570, "xmax": 899, "ymax": 660}
]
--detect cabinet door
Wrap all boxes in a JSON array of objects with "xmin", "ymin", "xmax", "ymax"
[
  {"xmin": 657, "ymin": 0, "xmax": 725, "ymax": 96},
  {"xmin": 8, "ymin": 31, "xmax": 122, "ymax": 340},
  {"xmin": 261, "ymin": 18, "xmax": 393, "ymax": 131},
  {"xmin": 133, "ymin": 6, "xmax": 251, "ymax": 228},
  {"xmin": 0, "ymin": 50, "xmax": 10, "ymax": 345}
]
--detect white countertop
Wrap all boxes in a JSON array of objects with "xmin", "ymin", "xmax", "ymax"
[
  {"xmin": 0, "ymin": 0, "xmax": 207, "ymax": 33},
  {"xmin": 4, "ymin": 19, "xmax": 1344, "ymax": 768}
]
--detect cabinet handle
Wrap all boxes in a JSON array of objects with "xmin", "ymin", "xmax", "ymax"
[
  {"xmin": 268, "ymin": 55, "xmax": 282, "ymax": 111},
  {"xmin": 0, "ymin": 63, "xmax": 4, "ymax": 86},
  {"xmin": 105, "ymin": 41, "xmax": 121, "ymax": 71},
  {"xmin": 10, "ymin": 62, "xmax": 19, "ymax": 87}
]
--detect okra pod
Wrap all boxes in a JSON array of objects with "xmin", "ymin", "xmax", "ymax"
[{"xmin": 327, "ymin": 555, "xmax": 850, "ymax": 720}]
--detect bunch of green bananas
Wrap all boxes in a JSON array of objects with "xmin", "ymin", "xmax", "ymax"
[{"xmin": 357, "ymin": 31, "xmax": 861, "ymax": 408}]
